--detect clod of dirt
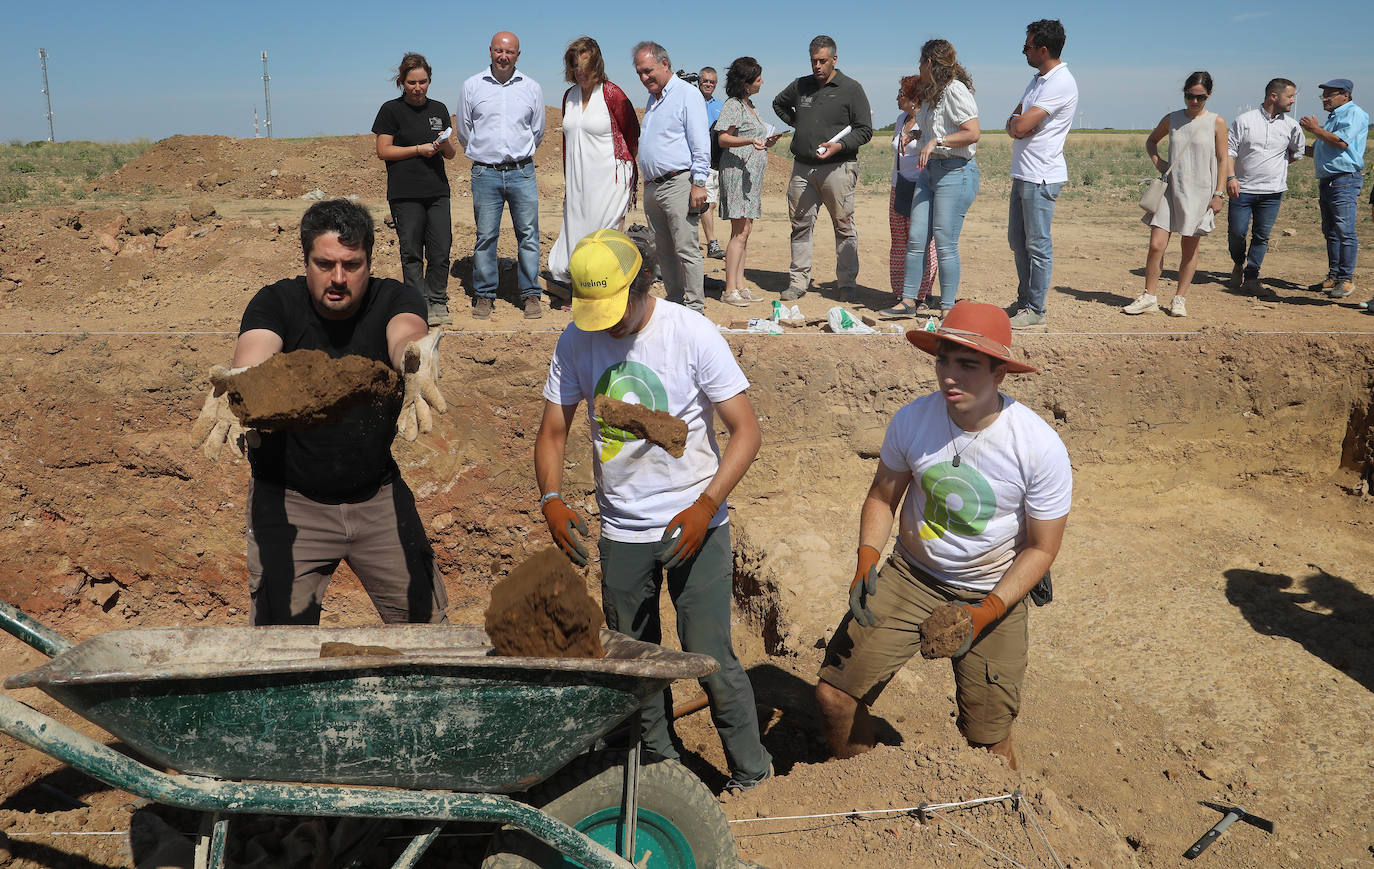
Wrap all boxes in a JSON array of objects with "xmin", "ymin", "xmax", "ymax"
[
  {"xmin": 485, "ymin": 547, "xmax": 605, "ymax": 658},
  {"xmin": 319, "ymin": 641, "xmax": 402, "ymax": 658},
  {"xmin": 594, "ymin": 395, "xmax": 687, "ymax": 458},
  {"xmin": 211, "ymin": 349, "xmax": 399, "ymax": 430},
  {"xmin": 920, "ymin": 602, "xmax": 972, "ymax": 659}
]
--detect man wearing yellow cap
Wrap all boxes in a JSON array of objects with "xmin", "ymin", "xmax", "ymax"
[
  {"xmin": 815, "ymin": 301, "xmax": 1071, "ymax": 770},
  {"xmin": 533, "ymin": 228, "xmax": 773, "ymax": 792}
]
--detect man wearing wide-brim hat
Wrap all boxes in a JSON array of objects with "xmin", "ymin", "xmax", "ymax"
[
  {"xmin": 815, "ymin": 300, "xmax": 1071, "ymax": 769},
  {"xmin": 533, "ymin": 228, "xmax": 774, "ymax": 792}
]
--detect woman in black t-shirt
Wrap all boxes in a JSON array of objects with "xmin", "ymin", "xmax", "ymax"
[{"xmin": 372, "ymin": 52, "xmax": 457, "ymax": 325}]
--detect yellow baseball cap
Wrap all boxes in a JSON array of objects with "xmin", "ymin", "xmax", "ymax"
[{"xmin": 569, "ymin": 229, "xmax": 642, "ymax": 331}]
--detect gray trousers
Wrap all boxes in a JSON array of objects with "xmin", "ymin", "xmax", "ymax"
[
  {"xmin": 786, "ymin": 161, "xmax": 860, "ymax": 291},
  {"xmin": 643, "ymin": 172, "xmax": 704, "ymax": 311},
  {"xmin": 247, "ymin": 479, "xmax": 449, "ymax": 626},
  {"xmin": 598, "ymin": 525, "xmax": 771, "ymax": 781}
]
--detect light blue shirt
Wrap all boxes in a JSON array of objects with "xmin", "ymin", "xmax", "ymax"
[
  {"xmin": 638, "ymin": 75, "xmax": 711, "ymax": 186},
  {"xmin": 1313, "ymin": 100, "xmax": 1369, "ymax": 179},
  {"xmin": 455, "ymin": 67, "xmax": 545, "ymax": 164},
  {"xmin": 703, "ymin": 94, "xmax": 722, "ymax": 127}
]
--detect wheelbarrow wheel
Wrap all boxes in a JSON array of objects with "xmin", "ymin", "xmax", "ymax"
[{"xmin": 482, "ymin": 750, "xmax": 735, "ymax": 869}]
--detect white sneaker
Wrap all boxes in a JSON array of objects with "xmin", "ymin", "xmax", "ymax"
[
  {"xmin": 722, "ymin": 290, "xmax": 752, "ymax": 307},
  {"xmin": 1169, "ymin": 296, "xmax": 1187, "ymax": 317},
  {"xmin": 1123, "ymin": 293, "xmax": 1158, "ymax": 315}
]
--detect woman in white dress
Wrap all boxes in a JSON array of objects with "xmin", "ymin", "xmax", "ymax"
[
  {"xmin": 1124, "ymin": 70, "xmax": 1229, "ymax": 318},
  {"xmin": 548, "ymin": 37, "xmax": 641, "ymax": 284}
]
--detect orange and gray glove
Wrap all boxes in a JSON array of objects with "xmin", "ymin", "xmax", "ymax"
[
  {"xmin": 397, "ymin": 327, "xmax": 447, "ymax": 441},
  {"xmin": 191, "ymin": 364, "xmax": 253, "ymax": 460},
  {"xmin": 541, "ymin": 493, "xmax": 589, "ymax": 567},
  {"xmin": 848, "ymin": 544, "xmax": 883, "ymax": 627},
  {"xmin": 660, "ymin": 493, "xmax": 718, "ymax": 569},
  {"xmin": 920, "ymin": 592, "xmax": 1007, "ymax": 659}
]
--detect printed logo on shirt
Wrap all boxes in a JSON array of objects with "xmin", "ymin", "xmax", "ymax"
[
  {"xmin": 594, "ymin": 361, "xmax": 670, "ymax": 462},
  {"xmin": 430, "ymin": 117, "xmax": 443, "ymax": 131},
  {"xmin": 917, "ymin": 461, "xmax": 996, "ymax": 540}
]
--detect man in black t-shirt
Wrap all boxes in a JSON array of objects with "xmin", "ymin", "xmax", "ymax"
[{"xmin": 193, "ymin": 199, "xmax": 450, "ymax": 625}]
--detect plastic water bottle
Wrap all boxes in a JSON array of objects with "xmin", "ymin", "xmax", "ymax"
[{"xmin": 771, "ymin": 300, "xmax": 783, "ymax": 321}]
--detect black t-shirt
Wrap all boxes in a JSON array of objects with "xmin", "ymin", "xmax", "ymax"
[
  {"xmin": 239, "ymin": 276, "xmax": 426, "ymax": 502},
  {"xmin": 371, "ymin": 97, "xmax": 452, "ymax": 200}
]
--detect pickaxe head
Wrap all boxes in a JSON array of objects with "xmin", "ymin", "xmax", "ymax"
[{"xmin": 1183, "ymin": 802, "xmax": 1275, "ymax": 859}]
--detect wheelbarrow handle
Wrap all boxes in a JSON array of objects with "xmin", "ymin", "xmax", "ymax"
[{"xmin": 0, "ymin": 599, "xmax": 75, "ymax": 659}]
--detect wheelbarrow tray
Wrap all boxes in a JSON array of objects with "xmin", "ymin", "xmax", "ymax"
[{"xmin": 3, "ymin": 624, "xmax": 716, "ymax": 794}]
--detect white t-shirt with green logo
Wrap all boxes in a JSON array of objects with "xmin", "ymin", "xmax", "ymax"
[
  {"xmin": 881, "ymin": 392, "xmax": 1072, "ymax": 592},
  {"xmin": 544, "ymin": 301, "xmax": 749, "ymax": 542}
]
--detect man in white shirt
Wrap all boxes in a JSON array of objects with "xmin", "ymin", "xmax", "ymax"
[
  {"xmin": 534, "ymin": 229, "xmax": 773, "ymax": 792},
  {"xmin": 815, "ymin": 302, "xmax": 1071, "ymax": 770},
  {"xmin": 633, "ymin": 41, "xmax": 712, "ymax": 312},
  {"xmin": 456, "ymin": 31, "xmax": 545, "ymax": 320},
  {"xmin": 1004, "ymin": 19, "xmax": 1078, "ymax": 331},
  {"xmin": 1227, "ymin": 78, "xmax": 1304, "ymax": 298}
]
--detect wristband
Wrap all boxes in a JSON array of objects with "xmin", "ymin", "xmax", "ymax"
[{"xmin": 539, "ymin": 491, "xmax": 562, "ymax": 508}]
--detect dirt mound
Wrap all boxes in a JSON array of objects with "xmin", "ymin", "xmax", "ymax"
[
  {"xmin": 212, "ymin": 349, "xmax": 399, "ymax": 429},
  {"xmin": 485, "ymin": 547, "xmax": 604, "ymax": 658}
]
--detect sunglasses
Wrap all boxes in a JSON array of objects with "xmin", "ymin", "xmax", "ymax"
[{"xmin": 1183, "ymin": 92, "xmax": 1209, "ymax": 101}]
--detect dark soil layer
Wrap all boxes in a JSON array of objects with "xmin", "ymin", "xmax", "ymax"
[
  {"xmin": 212, "ymin": 349, "xmax": 399, "ymax": 429},
  {"xmin": 485, "ymin": 547, "xmax": 604, "ymax": 659},
  {"xmin": 595, "ymin": 395, "xmax": 688, "ymax": 458}
]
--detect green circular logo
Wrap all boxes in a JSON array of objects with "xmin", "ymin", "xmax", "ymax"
[
  {"xmin": 919, "ymin": 461, "xmax": 996, "ymax": 538},
  {"xmin": 594, "ymin": 361, "xmax": 670, "ymax": 461}
]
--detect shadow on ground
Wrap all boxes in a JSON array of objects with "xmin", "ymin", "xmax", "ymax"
[{"xmin": 1224, "ymin": 566, "xmax": 1374, "ymax": 693}]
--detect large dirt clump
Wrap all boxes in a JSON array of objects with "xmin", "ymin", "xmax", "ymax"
[
  {"xmin": 485, "ymin": 547, "xmax": 605, "ymax": 658},
  {"xmin": 212, "ymin": 349, "xmax": 399, "ymax": 429}
]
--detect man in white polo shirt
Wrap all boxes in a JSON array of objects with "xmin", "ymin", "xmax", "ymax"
[
  {"xmin": 1226, "ymin": 78, "xmax": 1304, "ymax": 299},
  {"xmin": 1004, "ymin": 19, "xmax": 1078, "ymax": 331}
]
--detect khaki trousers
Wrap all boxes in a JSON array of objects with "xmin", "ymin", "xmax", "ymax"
[{"xmin": 786, "ymin": 160, "xmax": 860, "ymax": 291}]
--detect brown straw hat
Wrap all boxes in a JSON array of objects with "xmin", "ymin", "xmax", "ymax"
[{"xmin": 906, "ymin": 300, "xmax": 1037, "ymax": 374}]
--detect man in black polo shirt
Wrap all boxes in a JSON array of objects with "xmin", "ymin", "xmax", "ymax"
[
  {"xmin": 772, "ymin": 35, "xmax": 872, "ymax": 302},
  {"xmin": 193, "ymin": 199, "xmax": 450, "ymax": 625}
]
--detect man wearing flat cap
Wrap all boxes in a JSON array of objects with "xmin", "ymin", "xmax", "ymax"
[
  {"xmin": 814, "ymin": 301, "xmax": 1071, "ymax": 770},
  {"xmin": 1300, "ymin": 78, "xmax": 1368, "ymax": 302},
  {"xmin": 533, "ymin": 229, "xmax": 773, "ymax": 792}
]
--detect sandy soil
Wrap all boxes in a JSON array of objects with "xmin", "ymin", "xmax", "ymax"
[{"xmin": 0, "ymin": 130, "xmax": 1371, "ymax": 868}]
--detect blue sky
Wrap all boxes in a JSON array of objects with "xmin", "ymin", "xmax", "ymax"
[{"xmin": 4, "ymin": 1, "xmax": 1371, "ymax": 142}]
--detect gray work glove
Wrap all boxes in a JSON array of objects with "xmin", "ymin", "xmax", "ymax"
[
  {"xmin": 397, "ymin": 328, "xmax": 447, "ymax": 441},
  {"xmin": 191, "ymin": 364, "xmax": 255, "ymax": 460},
  {"xmin": 848, "ymin": 545, "xmax": 883, "ymax": 627}
]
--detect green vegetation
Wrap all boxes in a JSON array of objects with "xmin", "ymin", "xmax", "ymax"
[
  {"xmin": 0, "ymin": 139, "xmax": 151, "ymax": 211},
  {"xmin": 774, "ymin": 129, "xmax": 1372, "ymax": 204}
]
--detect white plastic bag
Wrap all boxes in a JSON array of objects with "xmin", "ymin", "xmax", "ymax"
[{"xmin": 826, "ymin": 306, "xmax": 877, "ymax": 334}]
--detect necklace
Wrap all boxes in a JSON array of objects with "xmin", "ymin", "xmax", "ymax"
[{"xmin": 946, "ymin": 397, "xmax": 1003, "ymax": 468}]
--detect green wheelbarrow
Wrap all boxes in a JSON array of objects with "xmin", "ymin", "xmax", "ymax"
[{"xmin": 0, "ymin": 598, "xmax": 738, "ymax": 869}]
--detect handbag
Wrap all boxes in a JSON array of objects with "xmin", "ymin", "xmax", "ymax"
[
  {"xmin": 894, "ymin": 175, "xmax": 917, "ymax": 214},
  {"xmin": 1138, "ymin": 111, "xmax": 1213, "ymax": 214}
]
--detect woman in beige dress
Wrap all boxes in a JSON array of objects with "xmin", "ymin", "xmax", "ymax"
[{"xmin": 1124, "ymin": 71, "xmax": 1229, "ymax": 318}]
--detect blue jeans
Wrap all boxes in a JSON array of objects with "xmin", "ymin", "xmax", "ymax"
[
  {"xmin": 471, "ymin": 163, "xmax": 540, "ymax": 300},
  {"xmin": 1318, "ymin": 172, "xmax": 1361, "ymax": 281},
  {"xmin": 1008, "ymin": 179, "xmax": 1063, "ymax": 314},
  {"xmin": 903, "ymin": 157, "xmax": 979, "ymax": 307},
  {"xmin": 1227, "ymin": 192, "xmax": 1283, "ymax": 279}
]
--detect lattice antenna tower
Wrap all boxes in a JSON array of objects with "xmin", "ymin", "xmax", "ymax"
[
  {"xmin": 38, "ymin": 48, "xmax": 55, "ymax": 142},
  {"xmin": 261, "ymin": 51, "xmax": 273, "ymax": 139}
]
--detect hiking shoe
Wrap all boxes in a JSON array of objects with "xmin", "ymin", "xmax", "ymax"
[
  {"xmin": 725, "ymin": 763, "xmax": 774, "ymax": 795},
  {"xmin": 706, "ymin": 240, "xmax": 726, "ymax": 260},
  {"xmin": 1003, "ymin": 302, "xmax": 1023, "ymax": 317},
  {"xmin": 1240, "ymin": 277, "xmax": 1263, "ymax": 296},
  {"xmin": 427, "ymin": 303, "xmax": 453, "ymax": 326},
  {"xmin": 1123, "ymin": 293, "xmax": 1159, "ymax": 315},
  {"xmin": 780, "ymin": 286, "xmax": 807, "ymax": 301},
  {"xmin": 1309, "ymin": 276, "xmax": 1337, "ymax": 292},
  {"xmin": 1168, "ymin": 295, "xmax": 1188, "ymax": 317},
  {"xmin": 1009, "ymin": 308, "xmax": 1046, "ymax": 329},
  {"xmin": 879, "ymin": 300, "xmax": 920, "ymax": 319},
  {"xmin": 1326, "ymin": 280, "xmax": 1355, "ymax": 299},
  {"xmin": 524, "ymin": 296, "xmax": 543, "ymax": 319},
  {"xmin": 1230, "ymin": 264, "xmax": 1244, "ymax": 290},
  {"xmin": 473, "ymin": 297, "xmax": 494, "ymax": 320},
  {"xmin": 839, "ymin": 283, "xmax": 859, "ymax": 301},
  {"xmin": 722, "ymin": 290, "xmax": 753, "ymax": 307}
]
